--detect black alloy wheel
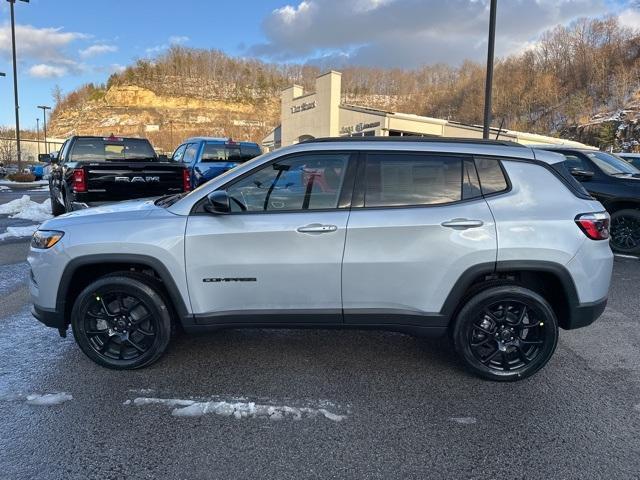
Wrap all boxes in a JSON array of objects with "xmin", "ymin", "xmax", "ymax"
[
  {"xmin": 71, "ymin": 273, "xmax": 172, "ymax": 369},
  {"xmin": 610, "ymin": 209, "xmax": 640, "ymax": 255},
  {"xmin": 453, "ymin": 285, "xmax": 558, "ymax": 381}
]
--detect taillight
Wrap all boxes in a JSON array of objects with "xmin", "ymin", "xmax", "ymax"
[
  {"xmin": 72, "ymin": 168, "xmax": 87, "ymax": 193},
  {"xmin": 575, "ymin": 212, "xmax": 610, "ymax": 240},
  {"xmin": 182, "ymin": 168, "xmax": 191, "ymax": 192}
]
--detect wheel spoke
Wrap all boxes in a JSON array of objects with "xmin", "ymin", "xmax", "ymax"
[
  {"xmin": 133, "ymin": 326, "xmax": 154, "ymax": 337},
  {"xmin": 471, "ymin": 335, "xmax": 494, "ymax": 347},
  {"xmin": 501, "ymin": 353, "xmax": 510, "ymax": 371},
  {"xmin": 483, "ymin": 308, "xmax": 500, "ymax": 324},
  {"xmin": 481, "ymin": 348, "xmax": 501, "ymax": 364},
  {"xmin": 126, "ymin": 338, "xmax": 147, "ymax": 353},
  {"xmin": 516, "ymin": 346, "xmax": 532, "ymax": 364},
  {"xmin": 515, "ymin": 306, "xmax": 527, "ymax": 326},
  {"xmin": 474, "ymin": 324, "xmax": 494, "ymax": 336},
  {"xmin": 520, "ymin": 339, "xmax": 543, "ymax": 345}
]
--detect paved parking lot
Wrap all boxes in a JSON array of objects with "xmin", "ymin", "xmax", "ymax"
[
  {"xmin": 0, "ymin": 223, "xmax": 639, "ymax": 478},
  {"xmin": 0, "ymin": 188, "xmax": 639, "ymax": 479}
]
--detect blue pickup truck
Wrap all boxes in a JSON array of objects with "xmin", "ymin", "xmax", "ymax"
[{"xmin": 171, "ymin": 137, "xmax": 262, "ymax": 189}]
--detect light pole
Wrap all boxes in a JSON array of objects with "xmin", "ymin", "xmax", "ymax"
[
  {"xmin": 7, "ymin": 0, "xmax": 30, "ymax": 170},
  {"xmin": 38, "ymin": 105, "xmax": 51, "ymax": 154},
  {"xmin": 482, "ymin": 0, "xmax": 497, "ymax": 139},
  {"xmin": 36, "ymin": 118, "xmax": 40, "ymax": 156}
]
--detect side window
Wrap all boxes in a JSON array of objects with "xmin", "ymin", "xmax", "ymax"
[
  {"xmin": 226, "ymin": 153, "xmax": 350, "ymax": 212},
  {"xmin": 563, "ymin": 154, "xmax": 588, "ymax": 172},
  {"xmin": 364, "ymin": 153, "xmax": 463, "ymax": 207},
  {"xmin": 59, "ymin": 140, "xmax": 71, "ymax": 162},
  {"xmin": 172, "ymin": 144, "xmax": 187, "ymax": 163},
  {"xmin": 182, "ymin": 143, "xmax": 199, "ymax": 164},
  {"xmin": 475, "ymin": 158, "xmax": 508, "ymax": 195}
]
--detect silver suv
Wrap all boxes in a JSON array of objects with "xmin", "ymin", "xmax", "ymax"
[{"xmin": 28, "ymin": 138, "xmax": 613, "ymax": 381}]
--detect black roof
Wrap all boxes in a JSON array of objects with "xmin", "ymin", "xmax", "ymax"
[{"xmin": 302, "ymin": 136, "xmax": 524, "ymax": 148}]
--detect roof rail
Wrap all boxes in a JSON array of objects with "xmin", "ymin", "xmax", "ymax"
[{"xmin": 301, "ymin": 136, "xmax": 524, "ymax": 148}]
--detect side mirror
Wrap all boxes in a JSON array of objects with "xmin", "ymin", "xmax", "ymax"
[
  {"xmin": 49, "ymin": 152, "xmax": 59, "ymax": 164},
  {"xmin": 158, "ymin": 154, "xmax": 168, "ymax": 162},
  {"xmin": 38, "ymin": 153, "xmax": 50, "ymax": 163},
  {"xmin": 204, "ymin": 190, "xmax": 231, "ymax": 214},
  {"xmin": 570, "ymin": 168, "xmax": 594, "ymax": 180}
]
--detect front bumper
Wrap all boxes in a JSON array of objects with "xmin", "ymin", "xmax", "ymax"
[
  {"xmin": 566, "ymin": 297, "xmax": 607, "ymax": 330},
  {"xmin": 31, "ymin": 304, "xmax": 68, "ymax": 336}
]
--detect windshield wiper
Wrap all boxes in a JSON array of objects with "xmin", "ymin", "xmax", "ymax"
[{"xmin": 154, "ymin": 193, "xmax": 185, "ymax": 207}]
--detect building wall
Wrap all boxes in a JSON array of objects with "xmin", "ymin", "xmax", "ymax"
[
  {"xmin": 280, "ymin": 71, "xmax": 342, "ymax": 146},
  {"xmin": 338, "ymin": 107, "xmax": 386, "ymax": 136}
]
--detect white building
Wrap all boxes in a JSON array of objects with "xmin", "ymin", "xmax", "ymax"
[{"xmin": 262, "ymin": 71, "xmax": 589, "ymax": 151}]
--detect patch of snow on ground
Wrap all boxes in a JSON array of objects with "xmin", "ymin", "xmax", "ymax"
[
  {"xmin": 0, "ymin": 225, "xmax": 39, "ymax": 241},
  {"xmin": 26, "ymin": 392, "xmax": 73, "ymax": 406},
  {"xmin": 126, "ymin": 396, "xmax": 348, "ymax": 421},
  {"xmin": 450, "ymin": 417, "xmax": 477, "ymax": 425},
  {"xmin": 0, "ymin": 179, "xmax": 48, "ymax": 185},
  {"xmin": 0, "ymin": 186, "xmax": 9, "ymax": 191},
  {"xmin": 0, "ymin": 195, "xmax": 52, "ymax": 222},
  {"xmin": 0, "ymin": 392, "xmax": 73, "ymax": 406}
]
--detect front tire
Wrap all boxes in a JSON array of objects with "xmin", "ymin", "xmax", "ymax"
[
  {"xmin": 610, "ymin": 209, "xmax": 640, "ymax": 255},
  {"xmin": 452, "ymin": 285, "xmax": 558, "ymax": 381},
  {"xmin": 71, "ymin": 274, "xmax": 172, "ymax": 369}
]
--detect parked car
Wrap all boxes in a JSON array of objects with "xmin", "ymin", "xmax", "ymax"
[
  {"xmin": 47, "ymin": 135, "xmax": 191, "ymax": 216},
  {"xmin": 616, "ymin": 152, "xmax": 640, "ymax": 170},
  {"xmin": 171, "ymin": 137, "xmax": 261, "ymax": 189},
  {"xmin": 0, "ymin": 164, "xmax": 6, "ymax": 178},
  {"xmin": 30, "ymin": 164, "xmax": 44, "ymax": 180},
  {"xmin": 29, "ymin": 137, "xmax": 612, "ymax": 381},
  {"xmin": 537, "ymin": 147, "xmax": 640, "ymax": 255}
]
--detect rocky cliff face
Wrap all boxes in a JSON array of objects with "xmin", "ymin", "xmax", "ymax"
[{"xmin": 48, "ymin": 85, "xmax": 279, "ymax": 152}]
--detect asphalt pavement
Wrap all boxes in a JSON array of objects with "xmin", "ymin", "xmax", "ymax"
[{"xmin": 0, "ymin": 185, "xmax": 639, "ymax": 479}]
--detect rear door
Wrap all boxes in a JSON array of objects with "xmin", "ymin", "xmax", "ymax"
[
  {"xmin": 184, "ymin": 151, "xmax": 356, "ymax": 322},
  {"xmin": 342, "ymin": 151, "xmax": 497, "ymax": 326}
]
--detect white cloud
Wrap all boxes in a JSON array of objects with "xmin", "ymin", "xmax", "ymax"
[
  {"xmin": 168, "ymin": 35, "xmax": 189, "ymax": 44},
  {"xmin": 0, "ymin": 23, "xmax": 88, "ymax": 63},
  {"xmin": 618, "ymin": 8, "xmax": 640, "ymax": 31},
  {"xmin": 250, "ymin": 0, "xmax": 613, "ymax": 67},
  {"xmin": 29, "ymin": 64, "xmax": 68, "ymax": 78},
  {"xmin": 79, "ymin": 43, "xmax": 117, "ymax": 58}
]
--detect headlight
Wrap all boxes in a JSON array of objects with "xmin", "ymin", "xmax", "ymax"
[{"xmin": 31, "ymin": 230, "xmax": 64, "ymax": 249}]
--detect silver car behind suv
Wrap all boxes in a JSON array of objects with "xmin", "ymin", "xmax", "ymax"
[{"xmin": 28, "ymin": 138, "xmax": 613, "ymax": 381}]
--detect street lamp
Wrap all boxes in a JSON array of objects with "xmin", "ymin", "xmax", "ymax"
[
  {"xmin": 482, "ymin": 0, "xmax": 497, "ymax": 139},
  {"xmin": 37, "ymin": 105, "xmax": 51, "ymax": 154},
  {"xmin": 7, "ymin": 0, "xmax": 30, "ymax": 170},
  {"xmin": 36, "ymin": 118, "xmax": 40, "ymax": 156}
]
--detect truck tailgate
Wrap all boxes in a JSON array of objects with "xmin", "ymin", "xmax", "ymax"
[{"xmin": 83, "ymin": 163, "xmax": 184, "ymax": 201}]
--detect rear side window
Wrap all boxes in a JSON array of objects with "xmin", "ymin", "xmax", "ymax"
[
  {"xmin": 475, "ymin": 158, "xmax": 508, "ymax": 195},
  {"xmin": 364, "ymin": 153, "xmax": 463, "ymax": 207},
  {"xmin": 69, "ymin": 138, "xmax": 156, "ymax": 162},
  {"xmin": 201, "ymin": 142, "xmax": 261, "ymax": 162},
  {"xmin": 551, "ymin": 161, "xmax": 592, "ymax": 199}
]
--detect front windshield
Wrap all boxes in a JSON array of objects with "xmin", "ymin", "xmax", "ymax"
[{"xmin": 587, "ymin": 152, "xmax": 640, "ymax": 175}]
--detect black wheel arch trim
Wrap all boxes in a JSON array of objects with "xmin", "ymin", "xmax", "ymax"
[{"xmin": 54, "ymin": 254, "xmax": 191, "ymax": 328}]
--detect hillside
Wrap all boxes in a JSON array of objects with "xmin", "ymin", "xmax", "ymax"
[{"xmin": 49, "ymin": 16, "xmax": 640, "ymax": 152}]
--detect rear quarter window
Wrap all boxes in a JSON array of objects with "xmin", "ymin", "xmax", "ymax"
[{"xmin": 474, "ymin": 158, "xmax": 509, "ymax": 195}]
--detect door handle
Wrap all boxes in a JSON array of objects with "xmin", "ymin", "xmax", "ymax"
[
  {"xmin": 296, "ymin": 223, "xmax": 338, "ymax": 234},
  {"xmin": 441, "ymin": 218, "xmax": 484, "ymax": 229}
]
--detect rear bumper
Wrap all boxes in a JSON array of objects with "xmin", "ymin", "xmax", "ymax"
[{"xmin": 566, "ymin": 297, "xmax": 607, "ymax": 330}]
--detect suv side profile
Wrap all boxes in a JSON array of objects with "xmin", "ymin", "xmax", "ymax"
[{"xmin": 28, "ymin": 138, "xmax": 613, "ymax": 381}]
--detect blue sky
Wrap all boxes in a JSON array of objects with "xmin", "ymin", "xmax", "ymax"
[{"xmin": 0, "ymin": 0, "xmax": 635, "ymax": 128}]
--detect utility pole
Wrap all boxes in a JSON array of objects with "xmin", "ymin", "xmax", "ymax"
[
  {"xmin": 8, "ymin": 0, "xmax": 30, "ymax": 169},
  {"xmin": 482, "ymin": 0, "xmax": 497, "ymax": 139},
  {"xmin": 36, "ymin": 118, "xmax": 40, "ymax": 156},
  {"xmin": 38, "ymin": 105, "xmax": 51, "ymax": 154}
]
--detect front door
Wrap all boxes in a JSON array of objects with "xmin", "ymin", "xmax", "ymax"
[
  {"xmin": 342, "ymin": 151, "xmax": 498, "ymax": 325},
  {"xmin": 185, "ymin": 151, "xmax": 355, "ymax": 324}
]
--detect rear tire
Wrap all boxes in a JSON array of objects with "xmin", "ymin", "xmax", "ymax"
[
  {"xmin": 452, "ymin": 285, "xmax": 558, "ymax": 381},
  {"xmin": 71, "ymin": 273, "xmax": 172, "ymax": 369},
  {"xmin": 610, "ymin": 209, "xmax": 640, "ymax": 255}
]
